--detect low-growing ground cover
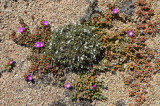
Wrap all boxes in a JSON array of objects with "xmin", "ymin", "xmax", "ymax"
[{"xmin": 0, "ymin": 0, "xmax": 160, "ymax": 105}]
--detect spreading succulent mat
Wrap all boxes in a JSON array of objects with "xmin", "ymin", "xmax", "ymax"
[{"xmin": 0, "ymin": 0, "xmax": 160, "ymax": 106}]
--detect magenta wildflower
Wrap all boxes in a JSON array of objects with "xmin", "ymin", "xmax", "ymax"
[
  {"xmin": 92, "ymin": 84, "xmax": 96, "ymax": 89},
  {"xmin": 35, "ymin": 42, "xmax": 41, "ymax": 48},
  {"xmin": 43, "ymin": 21, "xmax": 49, "ymax": 26},
  {"xmin": 127, "ymin": 30, "xmax": 134, "ymax": 37},
  {"xmin": 64, "ymin": 82, "xmax": 72, "ymax": 89},
  {"xmin": 39, "ymin": 42, "xmax": 44, "ymax": 47},
  {"xmin": 19, "ymin": 27, "xmax": 24, "ymax": 33},
  {"xmin": 112, "ymin": 8, "xmax": 119, "ymax": 14},
  {"xmin": 35, "ymin": 42, "xmax": 44, "ymax": 48},
  {"xmin": 8, "ymin": 60, "xmax": 13, "ymax": 64},
  {"xmin": 28, "ymin": 75, "xmax": 33, "ymax": 81}
]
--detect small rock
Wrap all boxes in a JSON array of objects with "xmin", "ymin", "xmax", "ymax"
[
  {"xmin": 28, "ymin": 98, "xmax": 33, "ymax": 102},
  {"xmin": 40, "ymin": 101, "xmax": 44, "ymax": 105},
  {"xmin": 16, "ymin": 88, "xmax": 23, "ymax": 93}
]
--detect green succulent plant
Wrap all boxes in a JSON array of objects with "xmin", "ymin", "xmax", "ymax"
[
  {"xmin": 43, "ymin": 22, "xmax": 104, "ymax": 72},
  {"xmin": 72, "ymin": 71, "xmax": 107, "ymax": 101}
]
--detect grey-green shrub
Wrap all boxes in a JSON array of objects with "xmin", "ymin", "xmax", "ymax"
[{"xmin": 43, "ymin": 22, "xmax": 103, "ymax": 71}]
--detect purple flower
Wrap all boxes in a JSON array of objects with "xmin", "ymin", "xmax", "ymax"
[
  {"xmin": 35, "ymin": 42, "xmax": 41, "ymax": 48},
  {"xmin": 127, "ymin": 30, "xmax": 134, "ymax": 37},
  {"xmin": 19, "ymin": 27, "xmax": 24, "ymax": 33},
  {"xmin": 28, "ymin": 75, "xmax": 33, "ymax": 81},
  {"xmin": 112, "ymin": 8, "xmax": 119, "ymax": 14},
  {"xmin": 35, "ymin": 42, "xmax": 44, "ymax": 48},
  {"xmin": 43, "ymin": 21, "xmax": 49, "ymax": 26},
  {"xmin": 8, "ymin": 60, "xmax": 13, "ymax": 64},
  {"xmin": 92, "ymin": 84, "xmax": 96, "ymax": 89},
  {"xmin": 39, "ymin": 42, "xmax": 44, "ymax": 47},
  {"xmin": 64, "ymin": 82, "xmax": 72, "ymax": 89}
]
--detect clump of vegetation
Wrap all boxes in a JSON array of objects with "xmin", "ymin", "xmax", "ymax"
[
  {"xmin": 10, "ymin": 18, "xmax": 63, "ymax": 83},
  {"xmin": 81, "ymin": 0, "xmax": 160, "ymax": 105},
  {"xmin": 136, "ymin": 0, "xmax": 160, "ymax": 36},
  {"xmin": 82, "ymin": 3, "xmax": 115, "ymax": 29},
  {"xmin": 10, "ymin": 18, "xmax": 52, "ymax": 49},
  {"xmin": 5, "ymin": 0, "xmax": 160, "ymax": 105},
  {"xmin": 71, "ymin": 69, "xmax": 107, "ymax": 101},
  {"xmin": 0, "ymin": 59, "xmax": 15, "ymax": 77},
  {"xmin": 43, "ymin": 22, "xmax": 104, "ymax": 72},
  {"xmin": 9, "ymin": 15, "xmax": 107, "ymax": 103}
]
